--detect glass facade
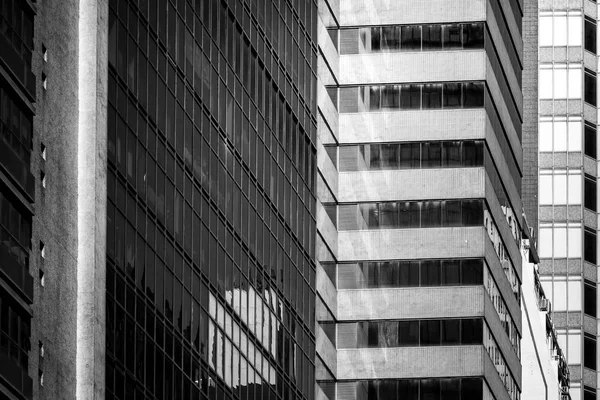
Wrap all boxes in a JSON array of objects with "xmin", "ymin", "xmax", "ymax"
[
  {"xmin": 0, "ymin": 0, "xmax": 35, "ymax": 399},
  {"xmin": 538, "ymin": 4, "xmax": 599, "ymax": 398},
  {"xmin": 106, "ymin": 0, "xmax": 318, "ymax": 399}
]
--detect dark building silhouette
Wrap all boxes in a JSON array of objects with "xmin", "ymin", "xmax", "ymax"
[{"xmin": 0, "ymin": 1, "xmax": 35, "ymax": 398}]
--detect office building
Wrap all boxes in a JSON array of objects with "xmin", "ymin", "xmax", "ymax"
[
  {"xmin": 4, "ymin": 0, "xmax": 321, "ymax": 399},
  {"xmin": 315, "ymin": 0, "xmax": 526, "ymax": 399},
  {"xmin": 535, "ymin": 1, "xmax": 599, "ymax": 399},
  {"xmin": 0, "ymin": 0, "xmax": 35, "ymax": 399},
  {"xmin": 104, "ymin": 0, "xmax": 319, "ymax": 399},
  {"xmin": 521, "ymin": 234, "xmax": 571, "ymax": 400}
]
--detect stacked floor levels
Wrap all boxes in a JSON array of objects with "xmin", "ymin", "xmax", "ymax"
[{"xmin": 315, "ymin": 0, "xmax": 526, "ymax": 399}]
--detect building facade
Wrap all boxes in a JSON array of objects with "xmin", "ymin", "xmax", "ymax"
[
  {"xmin": 0, "ymin": 0, "xmax": 36, "ymax": 399},
  {"xmin": 104, "ymin": 0, "xmax": 319, "ymax": 399},
  {"xmin": 315, "ymin": 0, "xmax": 526, "ymax": 399},
  {"xmin": 535, "ymin": 1, "xmax": 599, "ymax": 399},
  {"xmin": 521, "ymin": 236, "xmax": 571, "ymax": 400}
]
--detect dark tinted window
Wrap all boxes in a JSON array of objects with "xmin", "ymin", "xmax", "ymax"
[
  {"xmin": 463, "ymin": 23, "xmax": 484, "ymax": 48},
  {"xmin": 585, "ymin": 175, "xmax": 597, "ymax": 212},
  {"xmin": 585, "ymin": 70, "xmax": 597, "ymax": 106},
  {"xmin": 441, "ymin": 260, "xmax": 461, "ymax": 285},
  {"xmin": 421, "ymin": 260, "xmax": 441, "ymax": 285},
  {"xmin": 461, "ymin": 319, "xmax": 482, "ymax": 344},
  {"xmin": 398, "ymin": 321, "xmax": 420, "ymax": 346},
  {"xmin": 585, "ymin": 123, "xmax": 597, "ymax": 159},
  {"xmin": 443, "ymin": 24, "xmax": 463, "ymax": 49},
  {"xmin": 585, "ymin": 228, "xmax": 597, "ymax": 264},
  {"xmin": 420, "ymin": 320, "xmax": 441, "ymax": 345},
  {"xmin": 421, "ymin": 379, "xmax": 441, "ymax": 400},
  {"xmin": 398, "ymin": 380, "xmax": 419, "ymax": 400},
  {"xmin": 585, "ymin": 18, "xmax": 597, "ymax": 54},
  {"xmin": 584, "ymin": 280, "xmax": 597, "ymax": 317},
  {"xmin": 441, "ymin": 319, "xmax": 461, "ymax": 345},
  {"xmin": 461, "ymin": 378, "xmax": 483, "ymax": 398},
  {"xmin": 399, "ymin": 261, "xmax": 420, "ymax": 287},
  {"xmin": 423, "ymin": 25, "xmax": 442, "ymax": 49},
  {"xmin": 401, "ymin": 25, "xmax": 422, "ymax": 50},
  {"xmin": 585, "ymin": 334, "xmax": 597, "ymax": 370},
  {"xmin": 462, "ymin": 259, "xmax": 484, "ymax": 284}
]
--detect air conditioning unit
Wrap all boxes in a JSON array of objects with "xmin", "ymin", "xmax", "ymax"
[{"xmin": 539, "ymin": 298, "xmax": 550, "ymax": 311}]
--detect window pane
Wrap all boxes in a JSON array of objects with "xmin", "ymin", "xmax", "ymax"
[
  {"xmin": 461, "ymin": 378, "xmax": 483, "ymax": 398},
  {"xmin": 398, "ymin": 201, "xmax": 420, "ymax": 228},
  {"xmin": 442, "ymin": 201, "xmax": 462, "ymax": 227},
  {"xmin": 360, "ymin": 203, "xmax": 379, "ymax": 229},
  {"xmin": 398, "ymin": 379, "xmax": 419, "ymax": 400},
  {"xmin": 422, "ymin": 142, "xmax": 442, "ymax": 168},
  {"xmin": 554, "ymin": 174, "xmax": 567, "ymax": 204},
  {"xmin": 369, "ymin": 86, "xmax": 381, "ymax": 110},
  {"xmin": 539, "ymin": 68, "xmax": 553, "ymax": 99},
  {"xmin": 554, "ymin": 68, "xmax": 568, "ymax": 98},
  {"xmin": 461, "ymin": 200, "xmax": 482, "ymax": 226},
  {"xmin": 441, "ymin": 260, "xmax": 460, "ymax": 285},
  {"xmin": 585, "ymin": 282, "xmax": 597, "ymax": 317},
  {"xmin": 463, "ymin": 82, "xmax": 484, "ymax": 107},
  {"xmin": 423, "ymin": 25, "xmax": 442, "ymax": 50},
  {"xmin": 421, "ymin": 201, "xmax": 441, "ymax": 228},
  {"xmin": 443, "ymin": 83, "xmax": 462, "ymax": 108},
  {"xmin": 442, "ymin": 24, "xmax": 462, "ymax": 49},
  {"xmin": 462, "ymin": 23, "xmax": 484, "ymax": 48},
  {"xmin": 585, "ymin": 230, "xmax": 597, "ymax": 264},
  {"xmin": 379, "ymin": 321, "xmax": 399, "ymax": 347},
  {"xmin": 584, "ymin": 335, "xmax": 597, "ymax": 370},
  {"xmin": 371, "ymin": 27, "xmax": 381, "ymax": 51},
  {"xmin": 539, "ymin": 121, "xmax": 553, "ymax": 152},
  {"xmin": 381, "ymin": 85, "xmax": 400, "ymax": 109},
  {"xmin": 585, "ymin": 19, "xmax": 597, "ymax": 54},
  {"xmin": 568, "ymin": 227, "xmax": 581, "ymax": 258},
  {"xmin": 422, "ymin": 84, "xmax": 442, "ymax": 109},
  {"xmin": 568, "ymin": 173, "xmax": 582, "ymax": 205},
  {"xmin": 400, "ymin": 84, "xmax": 421, "ymax": 109},
  {"xmin": 585, "ymin": 123, "xmax": 597, "ymax": 159},
  {"xmin": 441, "ymin": 319, "xmax": 460, "ymax": 345},
  {"xmin": 461, "ymin": 319, "xmax": 482, "ymax": 344},
  {"xmin": 463, "ymin": 140, "xmax": 483, "ymax": 166},
  {"xmin": 555, "ymin": 16, "xmax": 568, "ymax": 46},
  {"xmin": 568, "ymin": 67, "xmax": 582, "ymax": 99},
  {"xmin": 380, "ymin": 261, "xmax": 399, "ymax": 287},
  {"xmin": 398, "ymin": 321, "xmax": 420, "ymax": 346},
  {"xmin": 379, "ymin": 202, "xmax": 398, "ymax": 228},
  {"xmin": 585, "ymin": 71, "xmax": 597, "ymax": 106},
  {"xmin": 421, "ymin": 260, "xmax": 441, "ymax": 286},
  {"xmin": 420, "ymin": 320, "xmax": 441, "ymax": 345},
  {"xmin": 399, "ymin": 261, "xmax": 420, "ymax": 287},
  {"xmin": 381, "ymin": 26, "xmax": 400, "ymax": 50},
  {"xmin": 584, "ymin": 176, "xmax": 597, "ymax": 211},
  {"xmin": 568, "ymin": 120, "xmax": 582, "ymax": 151},
  {"xmin": 421, "ymin": 379, "xmax": 441, "ymax": 400},
  {"xmin": 442, "ymin": 141, "xmax": 461, "ymax": 167},
  {"xmin": 440, "ymin": 378, "xmax": 460, "ymax": 400},
  {"xmin": 461, "ymin": 259, "xmax": 483, "ymax": 285},
  {"xmin": 539, "ymin": 16, "xmax": 553, "ymax": 46},
  {"xmin": 401, "ymin": 25, "xmax": 421, "ymax": 50},
  {"xmin": 569, "ymin": 16, "xmax": 583, "ymax": 46}
]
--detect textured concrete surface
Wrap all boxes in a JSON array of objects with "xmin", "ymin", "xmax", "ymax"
[
  {"xmin": 76, "ymin": 0, "xmax": 108, "ymax": 399},
  {"xmin": 30, "ymin": 0, "xmax": 80, "ymax": 398}
]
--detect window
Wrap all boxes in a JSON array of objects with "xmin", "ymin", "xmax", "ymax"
[
  {"xmin": 584, "ymin": 280, "xmax": 597, "ymax": 317},
  {"xmin": 539, "ymin": 170, "xmax": 581, "ymax": 205},
  {"xmin": 584, "ymin": 174, "xmax": 597, "ymax": 211},
  {"xmin": 585, "ymin": 69, "xmax": 597, "ymax": 106},
  {"xmin": 585, "ymin": 122, "xmax": 597, "ymax": 159},
  {"xmin": 584, "ymin": 386, "xmax": 597, "ymax": 400},
  {"xmin": 539, "ymin": 117, "xmax": 582, "ymax": 152},
  {"xmin": 585, "ymin": 17, "xmax": 597, "ymax": 54},
  {"xmin": 539, "ymin": 13, "xmax": 583, "ymax": 47},
  {"xmin": 539, "ymin": 64, "xmax": 582, "ymax": 99},
  {"xmin": 584, "ymin": 334, "xmax": 597, "ymax": 370},
  {"xmin": 584, "ymin": 228, "xmax": 597, "ymax": 264}
]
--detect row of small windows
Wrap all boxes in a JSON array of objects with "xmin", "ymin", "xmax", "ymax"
[
  {"xmin": 330, "ymin": 377, "xmax": 485, "ymax": 400},
  {"xmin": 330, "ymin": 199, "xmax": 483, "ymax": 231},
  {"xmin": 539, "ymin": 13, "xmax": 596, "ymax": 54},
  {"xmin": 348, "ymin": 82, "xmax": 485, "ymax": 112},
  {"xmin": 353, "ymin": 22, "xmax": 484, "ymax": 53},
  {"xmin": 333, "ymin": 140, "xmax": 484, "ymax": 172},
  {"xmin": 337, "ymin": 318, "xmax": 483, "ymax": 349},
  {"xmin": 539, "ymin": 65, "xmax": 597, "ymax": 106},
  {"xmin": 334, "ymin": 258, "xmax": 484, "ymax": 290},
  {"xmin": 0, "ymin": 0, "xmax": 34, "ymax": 67}
]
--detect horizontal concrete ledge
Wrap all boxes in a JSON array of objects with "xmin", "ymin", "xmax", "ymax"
[
  {"xmin": 338, "ymin": 168, "xmax": 486, "ymax": 203},
  {"xmin": 337, "ymin": 346, "xmax": 485, "ymax": 380},
  {"xmin": 339, "ymin": 51, "xmax": 486, "ymax": 85},
  {"xmin": 339, "ymin": 109, "xmax": 487, "ymax": 144},
  {"xmin": 338, "ymin": 226, "xmax": 486, "ymax": 261},
  {"xmin": 337, "ymin": 286, "xmax": 485, "ymax": 321}
]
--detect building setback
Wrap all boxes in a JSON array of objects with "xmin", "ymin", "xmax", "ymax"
[
  {"xmin": 535, "ymin": 1, "xmax": 600, "ymax": 399},
  {"xmin": 315, "ymin": 0, "xmax": 527, "ymax": 399}
]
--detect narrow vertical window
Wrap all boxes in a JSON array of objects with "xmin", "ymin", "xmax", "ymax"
[
  {"xmin": 585, "ymin": 17, "xmax": 597, "ymax": 54},
  {"xmin": 585, "ymin": 69, "xmax": 597, "ymax": 106}
]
